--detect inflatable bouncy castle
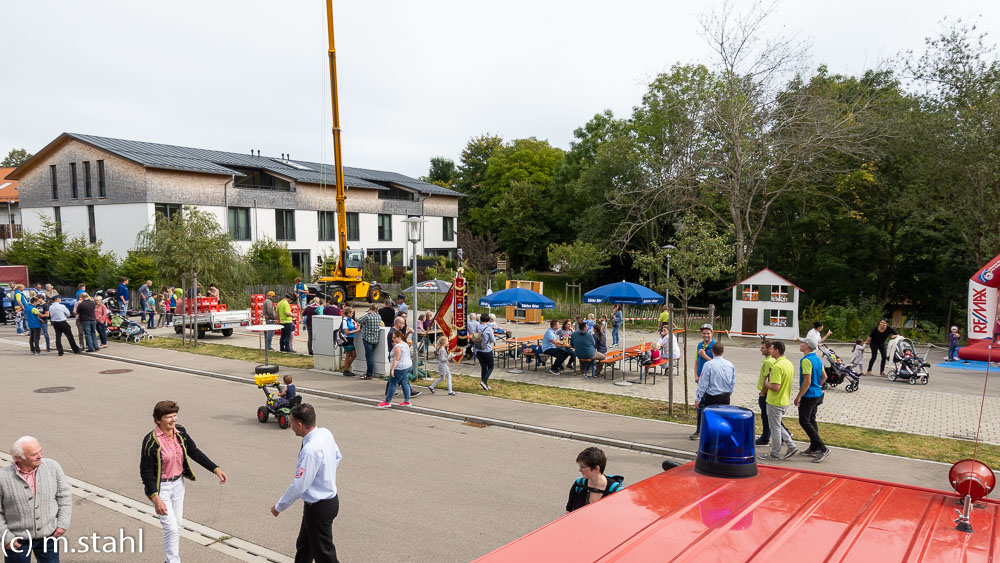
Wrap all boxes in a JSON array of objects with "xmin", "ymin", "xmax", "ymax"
[{"xmin": 958, "ymin": 252, "xmax": 1000, "ymax": 362}]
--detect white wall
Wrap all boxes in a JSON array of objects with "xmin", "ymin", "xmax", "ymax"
[
  {"xmin": 20, "ymin": 204, "xmax": 457, "ymax": 267},
  {"xmin": 98, "ymin": 203, "xmax": 153, "ymax": 256}
]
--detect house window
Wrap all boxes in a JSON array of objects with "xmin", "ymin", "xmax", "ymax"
[
  {"xmin": 367, "ymin": 248, "xmax": 402, "ymax": 266},
  {"xmin": 290, "ymin": 250, "xmax": 311, "ymax": 278},
  {"xmin": 50, "ymin": 165, "xmax": 59, "ymax": 199},
  {"xmin": 87, "ymin": 205, "xmax": 96, "ymax": 243},
  {"xmin": 83, "ymin": 161, "xmax": 92, "ymax": 198},
  {"xmin": 154, "ymin": 203, "xmax": 182, "ymax": 222},
  {"xmin": 765, "ymin": 309, "xmax": 788, "ymax": 327},
  {"xmin": 233, "ymin": 168, "xmax": 292, "ymax": 191},
  {"xmin": 377, "ymin": 186, "xmax": 416, "ymax": 201},
  {"xmin": 377, "ymin": 214, "xmax": 392, "ymax": 241},
  {"xmin": 70, "ymin": 163, "xmax": 78, "ymax": 199},
  {"xmin": 276, "ymin": 209, "xmax": 296, "ymax": 241},
  {"xmin": 53, "ymin": 207, "xmax": 62, "ymax": 235},
  {"xmin": 770, "ymin": 285, "xmax": 792, "ymax": 303},
  {"xmin": 97, "ymin": 160, "xmax": 106, "ymax": 197},
  {"xmin": 740, "ymin": 284, "xmax": 759, "ymax": 301},
  {"xmin": 318, "ymin": 211, "xmax": 337, "ymax": 241},
  {"xmin": 442, "ymin": 217, "xmax": 454, "ymax": 241},
  {"xmin": 346, "ymin": 212, "xmax": 359, "ymax": 241},
  {"xmin": 228, "ymin": 207, "xmax": 251, "ymax": 240}
]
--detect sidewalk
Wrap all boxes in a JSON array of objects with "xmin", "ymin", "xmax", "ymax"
[
  {"xmin": 93, "ymin": 341, "xmax": 952, "ymax": 491},
  {"xmin": 149, "ymin": 323, "xmax": 1000, "ymax": 445}
]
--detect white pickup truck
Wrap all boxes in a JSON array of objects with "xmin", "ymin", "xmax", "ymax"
[{"xmin": 173, "ymin": 309, "xmax": 252, "ymax": 338}]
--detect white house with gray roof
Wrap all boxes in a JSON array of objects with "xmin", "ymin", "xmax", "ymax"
[{"xmin": 8, "ymin": 133, "xmax": 461, "ymax": 276}]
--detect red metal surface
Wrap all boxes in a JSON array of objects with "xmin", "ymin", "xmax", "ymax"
[
  {"xmin": 0, "ymin": 265, "xmax": 29, "ymax": 285},
  {"xmin": 476, "ymin": 463, "xmax": 1000, "ymax": 562}
]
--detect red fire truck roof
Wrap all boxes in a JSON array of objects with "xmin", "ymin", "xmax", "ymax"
[{"xmin": 476, "ymin": 462, "xmax": 1000, "ymax": 562}]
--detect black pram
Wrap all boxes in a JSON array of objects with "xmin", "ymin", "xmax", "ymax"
[{"xmin": 820, "ymin": 344, "xmax": 860, "ymax": 393}]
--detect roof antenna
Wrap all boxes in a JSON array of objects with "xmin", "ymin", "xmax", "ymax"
[
  {"xmin": 250, "ymin": 149, "xmax": 253, "ymax": 156},
  {"xmin": 257, "ymin": 150, "xmax": 261, "ymax": 157}
]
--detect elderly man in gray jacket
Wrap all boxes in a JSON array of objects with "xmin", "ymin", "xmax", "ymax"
[{"xmin": 0, "ymin": 436, "xmax": 71, "ymax": 562}]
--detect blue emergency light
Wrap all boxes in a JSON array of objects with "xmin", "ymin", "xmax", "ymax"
[{"xmin": 694, "ymin": 405, "xmax": 758, "ymax": 478}]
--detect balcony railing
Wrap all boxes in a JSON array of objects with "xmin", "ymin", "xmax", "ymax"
[{"xmin": 0, "ymin": 224, "xmax": 22, "ymax": 239}]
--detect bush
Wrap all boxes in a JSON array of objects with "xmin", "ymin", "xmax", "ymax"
[
  {"xmin": 378, "ymin": 265, "xmax": 394, "ymax": 285},
  {"xmin": 246, "ymin": 238, "xmax": 299, "ymax": 284},
  {"xmin": 493, "ymin": 272, "xmax": 508, "ymax": 291},
  {"xmin": 802, "ymin": 296, "xmax": 886, "ymax": 341},
  {"xmin": 6, "ymin": 216, "xmax": 119, "ymax": 288}
]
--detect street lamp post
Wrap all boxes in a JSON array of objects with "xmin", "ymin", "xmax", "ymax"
[
  {"xmin": 662, "ymin": 244, "xmax": 676, "ymax": 415},
  {"xmin": 404, "ymin": 216, "xmax": 426, "ymax": 373}
]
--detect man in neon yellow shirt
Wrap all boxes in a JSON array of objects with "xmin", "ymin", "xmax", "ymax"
[
  {"xmin": 277, "ymin": 294, "xmax": 296, "ymax": 353},
  {"xmin": 657, "ymin": 305, "xmax": 670, "ymax": 331},
  {"xmin": 759, "ymin": 340, "xmax": 798, "ymax": 461}
]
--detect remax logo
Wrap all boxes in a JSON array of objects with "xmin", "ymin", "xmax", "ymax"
[{"xmin": 978, "ymin": 261, "xmax": 1000, "ymax": 284}]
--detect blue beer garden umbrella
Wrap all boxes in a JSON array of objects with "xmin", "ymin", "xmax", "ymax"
[
  {"xmin": 584, "ymin": 281, "xmax": 664, "ymax": 306},
  {"xmin": 479, "ymin": 287, "xmax": 555, "ymax": 373},
  {"xmin": 584, "ymin": 281, "xmax": 664, "ymax": 386},
  {"xmin": 479, "ymin": 287, "xmax": 556, "ymax": 309}
]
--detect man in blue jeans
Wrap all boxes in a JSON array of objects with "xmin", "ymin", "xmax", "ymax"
[
  {"xmin": 358, "ymin": 304, "xmax": 382, "ymax": 380},
  {"xmin": 117, "ymin": 277, "xmax": 130, "ymax": 315}
]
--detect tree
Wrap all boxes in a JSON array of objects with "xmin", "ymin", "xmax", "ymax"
[
  {"xmin": 457, "ymin": 226, "xmax": 497, "ymax": 274},
  {"xmin": 454, "ymin": 134, "xmax": 503, "ymax": 229},
  {"xmin": 117, "ymin": 251, "xmax": 160, "ymax": 289},
  {"xmin": 135, "ymin": 207, "xmax": 248, "ymax": 322},
  {"xmin": 246, "ymin": 238, "xmax": 300, "ymax": 284},
  {"xmin": 423, "ymin": 157, "xmax": 457, "ymax": 188},
  {"xmin": 1, "ymin": 148, "xmax": 32, "ymax": 167},
  {"xmin": 5, "ymin": 215, "xmax": 118, "ymax": 288},
  {"xmin": 546, "ymin": 241, "xmax": 608, "ymax": 284},
  {"xmin": 629, "ymin": 215, "xmax": 733, "ymax": 311}
]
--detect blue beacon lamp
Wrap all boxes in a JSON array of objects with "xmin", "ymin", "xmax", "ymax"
[{"xmin": 694, "ymin": 405, "xmax": 759, "ymax": 478}]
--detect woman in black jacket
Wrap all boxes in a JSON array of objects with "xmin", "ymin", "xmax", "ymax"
[{"xmin": 140, "ymin": 400, "xmax": 227, "ymax": 563}]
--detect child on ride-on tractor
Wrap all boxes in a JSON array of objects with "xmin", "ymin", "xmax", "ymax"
[{"xmin": 273, "ymin": 375, "xmax": 296, "ymax": 407}]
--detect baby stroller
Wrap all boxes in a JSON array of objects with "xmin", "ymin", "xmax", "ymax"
[
  {"xmin": 108, "ymin": 313, "xmax": 153, "ymax": 343},
  {"xmin": 820, "ymin": 344, "xmax": 860, "ymax": 393},
  {"xmin": 887, "ymin": 336, "xmax": 930, "ymax": 385}
]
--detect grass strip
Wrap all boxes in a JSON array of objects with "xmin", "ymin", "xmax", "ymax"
[
  {"xmin": 135, "ymin": 337, "xmax": 314, "ymax": 370},
  {"xmin": 133, "ymin": 338, "xmax": 1000, "ymax": 466}
]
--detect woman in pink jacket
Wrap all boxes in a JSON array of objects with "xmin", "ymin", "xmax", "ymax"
[{"xmin": 94, "ymin": 295, "xmax": 110, "ymax": 348}]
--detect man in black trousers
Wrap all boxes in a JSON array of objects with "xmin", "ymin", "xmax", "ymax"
[
  {"xmin": 48, "ymin": 296, "xmax": 81, "ymax": 355},
  {"xmin": 271, "ymin": 403, "xmax": 342, "ymax": 563}
]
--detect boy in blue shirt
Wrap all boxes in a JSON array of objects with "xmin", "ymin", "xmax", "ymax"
[
  {"xmin": 274, "ymin": 375, "xmax": 297, "ymax": 408},
  {"xmin": 795, "ymin": 338, "xmax": 829, "ymax": 463},
  {"xmin": 695, "ymin": 324, "xmax": 715, "ymax": 382},
  {"xmin": 25, "ymin": 295, "xmax": 44, "ymax": 355}
]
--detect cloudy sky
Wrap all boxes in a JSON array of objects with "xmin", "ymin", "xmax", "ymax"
[{"xmin": 2, "ymin": 1, "xmax": 997, "ymax": 178}]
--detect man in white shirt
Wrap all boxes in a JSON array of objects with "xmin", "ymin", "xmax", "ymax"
[
  {"xmin": 48, "ymin": 296, "xmax": 80, "ymax": 355},
  {"xmin": 690, "ymin": 343, "xmax": 737, "ymax": 440},
  {"xmin": 271, "ymin": 404, "xmax": 342, "ymax": 563}
]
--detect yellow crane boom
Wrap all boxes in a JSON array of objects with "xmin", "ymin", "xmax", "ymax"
[{"xmin": 317, "ymin": 0, "xmax": 382, "ymax": 305}]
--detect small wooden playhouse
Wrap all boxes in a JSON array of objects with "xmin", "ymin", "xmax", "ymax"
[{"xmin": 728, "ymin": 269, "xmax": 802, "ymax": 340}]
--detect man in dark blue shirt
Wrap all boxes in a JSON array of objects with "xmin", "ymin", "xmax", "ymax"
[{"xmin": 117, "ymin": 278, "xmax": 130, "ymax": 314}]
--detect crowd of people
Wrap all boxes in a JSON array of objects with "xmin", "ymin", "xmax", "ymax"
[{"xmin": 0, "ymin": 278, "xmax": 228, "ymax": 356}]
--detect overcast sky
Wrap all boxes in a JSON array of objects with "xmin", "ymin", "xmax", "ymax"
[{"xmin": 2, "ymin": 1, "xmax": 997, "ymax": 179}]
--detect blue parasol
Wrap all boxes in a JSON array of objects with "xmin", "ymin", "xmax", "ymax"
[
  {"xmin": 479, "ymin": 287, "xmax": 555, "ymax": 309},
  {"xmin": 584, "ymin": 281, "xmax": 664, "ymax": 305},
  {"xmin": 478, "ymin": 287, "xmax": 554, "ymax": 374},
  {"xmin": 583, "ymin": 281, "xmax": 663, "ymax": 386}
]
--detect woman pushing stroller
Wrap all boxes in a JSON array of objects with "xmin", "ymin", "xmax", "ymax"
[{"xmin": 863, "ymin": 319, "xmax": 897, "ymax": 376}]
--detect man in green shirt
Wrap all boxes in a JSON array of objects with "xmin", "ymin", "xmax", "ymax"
[
  {"xmin": 277, "ymin": 294, "xmax": 296, "ymax": 353},
  {"xmin": 759, "ymin": 340, "xmax": 798, "ymax": 460},
  {"xmin": 657, "ymin": 305, "xmax": 670, "ymax": 332}
]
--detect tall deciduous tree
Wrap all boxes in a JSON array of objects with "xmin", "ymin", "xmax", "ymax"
[
  {"xmin": 423, "ymin": 157, "xmax": 457, "ymax": 188},
  {"xmin": 135, "ymin": 207, "xmax": 248, "ymax": 308},
  {"xmin": 546, "ymin": 241, "xmax": 608, "ymax": 285},
  {"xmin": 454, "ymin": 134, "xmax": 503, "ymax": 230},
  {"xmin": 1, "ymin": 148, "xmax": 32, "ymax": 167}
]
